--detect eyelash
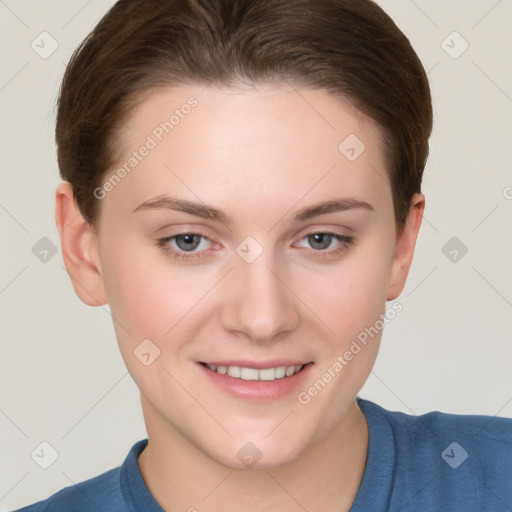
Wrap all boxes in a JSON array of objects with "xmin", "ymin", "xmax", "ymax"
[{"xmin": 156, "ymin": 231, "xmax": 355, "ymax": 261}]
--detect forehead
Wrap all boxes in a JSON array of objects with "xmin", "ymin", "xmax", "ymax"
[{"xmin": 103, "ymin": 82, "xmax": 391, "ymax": 223}]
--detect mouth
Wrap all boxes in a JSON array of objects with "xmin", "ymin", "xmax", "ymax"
[
  {"xmin": 197, "ymin": 360, "xmax": 313, "ymax": 402},
  {"xmin": 200, "ymin": 362, "xmax": 309, "ymax": 381}
]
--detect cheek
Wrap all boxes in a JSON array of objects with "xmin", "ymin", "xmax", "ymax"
[
  {"xmin": 102, "ymin": 256, "xmax": 169, "ymax": 337},
  {"xmin": 302, "ymin": 247, "xmax": 392, "ymax": 346},
  {"xmin": 99, "ymin": 246, "xmax": 218, "ymax": 406},
  {"xmin": 294, "ymin": 255, "xmax": 391, "ymax": 415},
  {"xmin": 99, "ymin": 239, "xmax": 207, "ymax": 344}
]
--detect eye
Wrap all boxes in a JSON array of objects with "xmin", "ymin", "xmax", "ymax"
[
  {"xmin": 156, "ymin": 232, "xmax": 213, "ymax": 260},
  {"xmin": 295, "ymin": 232, "xmax": 355, "ymax": 258}
]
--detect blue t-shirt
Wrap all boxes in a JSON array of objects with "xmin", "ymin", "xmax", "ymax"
[{"xmin": 13, "ymin": 398, "xmax": 512, "ymax": 511}]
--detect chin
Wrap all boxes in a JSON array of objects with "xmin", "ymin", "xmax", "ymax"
[{"xmin": 201, "ymin": 430, "xmax": 312, "ymax": 472}]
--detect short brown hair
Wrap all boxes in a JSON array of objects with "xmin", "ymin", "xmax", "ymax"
[{"xmin": 56, "ymin": 0, "xmax": 432, "ymax": 232}]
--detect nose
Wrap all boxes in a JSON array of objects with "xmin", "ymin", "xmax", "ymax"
[{"xmin": 220, "ymin": 249, "xmax": 301, "ymax": 344}]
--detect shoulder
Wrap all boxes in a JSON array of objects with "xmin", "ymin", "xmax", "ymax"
[
  {"xmin": 12, "ymin": 466, "xmax": 123, "ymax": 512},
  {"xmin": 381, "ymin": 400, "xmax": 512, "ymax": 471},
  {"xmin": 358, "ymin": 398, "xmax": 512, "ymax": 511},
  {"xmin": 359, "ymin": 397, "xmax": 512, "ymax": 459}
]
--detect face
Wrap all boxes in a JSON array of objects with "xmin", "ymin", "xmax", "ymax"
[{"xmin": 65, "ymin": 83, "xmax": 421, "ymax": 470}]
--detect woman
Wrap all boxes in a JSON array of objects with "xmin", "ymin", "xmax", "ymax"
[{"xmin": 14, "ymin": 0, "xmax": 511, "ymax": 510}]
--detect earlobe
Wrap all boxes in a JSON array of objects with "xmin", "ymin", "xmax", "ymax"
[
  {"xmin": 386, "ymin": 194, "xmax": 425, "ymax": 301},
  {"xmin": 55, "ymin": 182, "xmax": 107, "ymax": 306}
]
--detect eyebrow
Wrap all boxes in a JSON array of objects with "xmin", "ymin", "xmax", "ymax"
[{"xmin": 133, "ymin": 194, "xmax": 374, "ymax": 225}]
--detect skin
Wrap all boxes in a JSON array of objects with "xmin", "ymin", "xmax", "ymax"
[{"xmin": 56, "ymin": 82, "xmax": 424, "ymax": 511}]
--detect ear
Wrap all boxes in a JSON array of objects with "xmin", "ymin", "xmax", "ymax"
[
  {"xmin": 387, "ymin": 193, "xmax": 425, "ymax": 301},
  {"xmin": 55, "ymin": 182, "xmax": 107, "ymax": 306}
]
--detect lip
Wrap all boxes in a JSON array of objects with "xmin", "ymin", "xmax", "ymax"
[
  {"xmin": 196, "ymin": 361, "xmax": 314, "ymax": 402},
  {"xmin": 201, "ymin": 360, "xmax": 310, "ymax": 369}
]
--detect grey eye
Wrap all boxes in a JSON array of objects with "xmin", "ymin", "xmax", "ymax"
[
  {"xmin": 174, "ymin": 234, "xmax": 203, "ymax": 251},
  {"xmin": 307, "ymin": 233, "xmax": 335, "ymax": 250}
]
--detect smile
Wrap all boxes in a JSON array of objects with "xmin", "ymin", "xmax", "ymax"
[{"xmin": 202, "ymin": 363, "xmax": 306, "ymax": 381}]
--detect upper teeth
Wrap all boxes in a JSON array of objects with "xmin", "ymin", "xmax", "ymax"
[{"xmin": 205, "ymin": 364, "xmax": 304, "ymax": 381}]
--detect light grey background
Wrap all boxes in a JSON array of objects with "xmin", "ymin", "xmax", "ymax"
[{"xmin": 1, "ymin": 0, "xmax": 511, "ymax": 509}]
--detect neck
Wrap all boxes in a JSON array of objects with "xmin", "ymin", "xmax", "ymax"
[{"xmin": 138, "ymin": 397, "xmax": 368, "ymax": 512}]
